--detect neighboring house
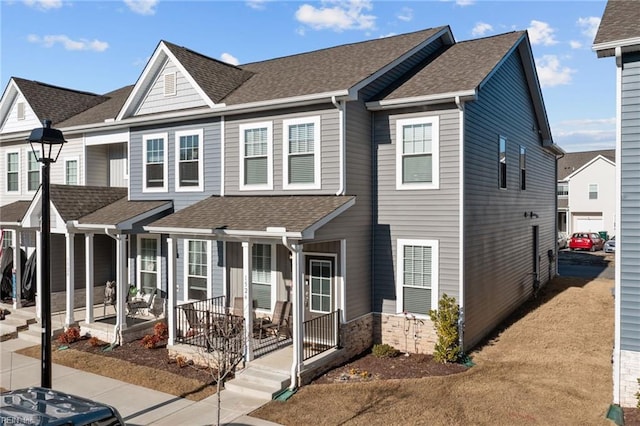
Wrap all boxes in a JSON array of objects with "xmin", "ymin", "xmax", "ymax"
[
  {"xmin": 0, "ymin": 26, "xmax": 563, "ymax": 388},
  {"xmin": 594, "ymin": 0, "xmax": 640, "ymax": 409},
  {"xmin": 557, "ymin": 149, "xmax": 615, "ymax": 237}
]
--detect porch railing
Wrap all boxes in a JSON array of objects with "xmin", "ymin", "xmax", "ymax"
[
  {"xmin": 174, "ymin": 295, "xmax": 227, "ymax": 347},
  {"xmin": 303, "ymin": 309, "xmax": 341, "ymax": 361}
]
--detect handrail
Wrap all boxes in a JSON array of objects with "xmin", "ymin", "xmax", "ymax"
[{"xmin": 303, "ymin": 309, "xmax": 341, "ymax": 361}]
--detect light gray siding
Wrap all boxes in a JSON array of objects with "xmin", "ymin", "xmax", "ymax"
[
  {"xmin": 463, "ymin": 51, "xmax": 557, "ymax": 349},
  {"xmin": 136, "ymin": 60, "xmax": 207, "ymax": 116},
  {"xmin": 85, "ymin": 145, "xmax": 109, "ymax": 187},
  {"xmin": 620, "ymin": 51, "xmax": 640, "ymax": 352},
  {"xmin": 129, "ymin": 119, "xmax": 221, "ymax": 211},
  {"xmin": 108, "ymin": 143, "xmax": 128, "ymax": 187},
  {"xmin": 373, "ymin": 106, "xmax": 461, "ymax": 316}
]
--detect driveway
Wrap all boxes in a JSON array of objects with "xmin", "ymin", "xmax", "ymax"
[{"xmin": 558, "ymin": 248, "xmax": 615, "ymax": 279}]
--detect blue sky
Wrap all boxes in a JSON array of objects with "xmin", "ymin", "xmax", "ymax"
[{"xmin": 1, "ymin": 0, "xmax": 613, "ymax": 152}]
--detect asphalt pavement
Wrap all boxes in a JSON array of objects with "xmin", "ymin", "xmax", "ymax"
[{"xmin": 557, "ymin": 249, "xmax": 615, "ymax": 280}]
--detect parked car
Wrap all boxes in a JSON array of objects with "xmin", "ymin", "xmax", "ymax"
[
  {"xmin": 604, "ymin": 236, "xmax": 616, "ymax": 253},
  {"xmin": 569, "ymin": 232, "xmax": 605, "ymax": 252},
  {"xmin": 0, "ymin": 387, "xmax": 125, "ymax": 425},
  {"xmin": 558, "ymin": 232, "xmax": 568, "ymax": 249}
]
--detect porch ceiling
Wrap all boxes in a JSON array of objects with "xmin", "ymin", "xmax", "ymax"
[
  {"xmin": 0, "ymin": 200, "xmax": 31, "ymax": 226},
  {"xmin": 144, "ymin": 195, "xmax": 355, "ymax": 238}
]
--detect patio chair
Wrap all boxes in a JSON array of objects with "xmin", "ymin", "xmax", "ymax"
[
  {"xmin": 232, "ymin": 297, "xmax": 261, "ymax": 337},
  {"xmin": 257, "ymin": 300, "xmax": 291, "ymax": 341},
  {"xmin": 183, "ymin": 303, "xmax": 211, "ymax": 337}
]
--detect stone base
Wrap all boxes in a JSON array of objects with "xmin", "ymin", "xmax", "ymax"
[
  {"xmin": 79, "ymin": 316, "xmax": 163, "ymax": 344},
  {"xmin": 374, "ymin": 312, "xmax": 437, "ymax": 354},
  {"xmin": 619, "ymin": 349, "xmax": 640, "ymax": 407}
]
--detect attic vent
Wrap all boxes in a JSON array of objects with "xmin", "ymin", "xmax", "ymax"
[
  {"xmin": 164, "ymin": 72, "xmax": 176, "ymax": 96},
  {"xmin": 17, "ymin": 102, "xmax": 25, "ymax": 120}
]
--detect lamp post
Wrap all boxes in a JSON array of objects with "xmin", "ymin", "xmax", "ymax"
[{"xmin": 27, "ymin": 119, "xmax": 66, "ymax": 388}]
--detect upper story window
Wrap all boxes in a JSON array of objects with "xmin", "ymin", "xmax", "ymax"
[
  {"xmin": 164, "ymin": 72, "xmax": 176, "ymax": 97},
  {"xmin": 27, "ymin": 150, "xmax": 40, "ymax": 192},
  {"xmin": 65, "ymin": 158, "xmax": 79, "ymax": 185},
  {"xmin": 17, "ymin": 102, "xmax": 25, "ymax": 120},
  {"xmin": 240, "ymin": 122, "xmax": 272, "ymax": 190},
  {"xmin": 6, "ymin": 152, "xmax": 19, "ymax": 192},
  {"xmin": 519, "ymin": 146, "xmax": 526, "ymax": 191},
  {"xmin": 499, "ymin": 136, "xmax": 507, "ymax": 189},
  {"xmin": 175, "ymin": 129, "xmax": 204, "ymax": 191},
  {"xmin": 143, "ymin": 133, "xmax": 168, "ymax": 192},
  {"xmin": 589, "ymin": 184, "xmax": 598, "ymax": 200},
  {"xmin": 557, "ymin": 182, "xmax": 568, "ymax": 197},
  {"xmin": 283, "ymin": 116, "xmax": 321, "ymax": 189},
  {"xmin": 396, "ymin": 238, "xmax": 439, "ymax": 316},
  {"xmin": 396, "ymin": 116, "xmax": 440, "ymax": 190}
]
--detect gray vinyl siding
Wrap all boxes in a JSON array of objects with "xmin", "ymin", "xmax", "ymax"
[
  {"xmin": 85, "ymin": 145, "xmax": 109, "ymax": 187},
  {"xmin": 175, "ymin": 237, "xmax": 223, "ymax": 302},
  {"xmin": 620, "ymin": 51, "xmax": 640, "ymax": 352},
  {"xmin": 108, "ymin": 143, "xmax": 128, "ymax": 187},
  {"xmin": 136, "ymin": 60, "xmax": 207, "ymax": 116},
  {"xmin": 129, "ymin": 119, "xmax": 221, "ymax": 211},
  {"xmin": 373, "ymin": 106, "xmax": 461, "ymax": 316},
  {"xmin": 50, "ymin": 136, "xmax": 83, "ymax": 185},
  {"xmin": 463, "ymin": 51, "xmax": 557, "ymax": 350},
  {"xmin": 223, "ymin": 105, "xmax": 340, "ymax": 195}
]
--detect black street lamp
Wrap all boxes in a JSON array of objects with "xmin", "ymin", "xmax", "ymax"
[{"xmin": 27, "ymin": 119, "xmax": 66, "ymax": 388}]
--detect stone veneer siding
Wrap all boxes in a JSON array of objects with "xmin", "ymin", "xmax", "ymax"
[
  {"xmin": 619, "ymin": 350, "xmax": 640, "ymax": 407},
  {"xmin": 374, "ymin": 313, "xmax": 437, "ymax": 354}
]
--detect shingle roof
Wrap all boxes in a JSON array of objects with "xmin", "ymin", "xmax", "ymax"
[
  {"xmin": 146, "ymin": 195, "xmax": 355, "ymax": 234},
  {"xmin": 0, "ymin": 201, "xmax": 31, "ymax": 225},
  {"xmin": 57, "ymin": 85, "xmax": 134, "ymax": 128},
  {"xmin": 12, "ymin": 78, "xmax": 109, "ymax": 126},
  {"xmin": 163, "ymin": 41, "xmax": 254, "ymax": 104},
  {"xmin": 222, "ymin": 27, "xmax": 447, "ymax": 105},
  {"xmin": 557, "ymin": 149, "xmax": 615, "ymax": 180},
  {"xmin": 78, "ymin": 198, "xmax": 172, "ymax": 227},
  {"xmin": 594, "ymin": 0, "xmax": 640, "ymax": 46},
  {"xmin": 375, "ymin": 32, "xmax": 524, "ymax": 101},
  {"xmin": 49, "ymin": 185, "xmax": 127, "ymax": 221}
]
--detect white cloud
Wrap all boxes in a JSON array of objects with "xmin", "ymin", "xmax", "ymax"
[
  {"xmin": 295, "ymin": 0, "xmax": 376, "ymax": 32},
  {"xmin": 577, "ymin": 16, "xmax": 601, "ymax": 40},
  {"xmin": 23, "ymin": 0, "xmax": 62, "ymax": 10},
  {"xmin": 527, "ymin": 20, "xmax": 558, "ymax": 46},
  {"xmin": 397, "ymin": 7, "xmax": 412, "ymax": 22},
  {"xmin": 246, "ymin": 0, "xmax": 267, "ymax": 10},
  {"xmin": 27, "ymin": 34, "xmax": 109, "ymax": 52},
  {"xmin": 471, "ymin": 22, "xmax": 493, "ymax": 37},
  {"xmin": 536, "ymin": 55, "xmax": 575, "ymax": 87},
  {"xmin": 569, "ymin": 40, "xmax": 582, "ymax": 49},
  {"xmin": 379, "ymin": 32, "xmax": 397, "ymax": 39},
  {"xmin": 552, "ymin": 119, "xmax": 616, "ymax": 152},
  {"xmin": 221, "ymin": 53, "xmax": 240, "ymax": 66},
  {"xmin": 456, "ymin": 0, "xmax": 475, "ymax": 5},
  {"xmin": 123, "ymin": 0, "xmax": 158, "ymax": 16}
]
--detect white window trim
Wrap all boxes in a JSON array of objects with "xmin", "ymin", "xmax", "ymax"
[
  {"xmin": 519, "ymin": 145, "xmax": 526, "ymax": 191},
  {"xmin": 142, "ymin": 132, "xmax": 168, "ymax": 193},
  {"xmin": 6, "ymin": 150, "xmax": 20, "ymax": 193},
  {"xmin": 2, "ymin": 229, "xmax": 15, "ymax": 249},
  {"xmin": 396, "ymin": 238, "xmax": 439, "ymax": 318},
  {"xmin": 282, "ymin": 116, "xmax": 321, "ymax": 190},
  {"xmin": 26, "ymin": 149, "xmax": 41, "ymax": 193},
  {"xmin": 239, "ymin": 121, "xmax": 273, "ymax": 191},
  {"xmin": 589, "ymin": 183, "xmax": 598, "ymax": 200},
  {"xmin": 308, "ymin": 258, "xmax": 333, "ymax": 314},
  {"xmin": 251, "ymin": 242, "xmax": 277, "ymax": 313},
  {"xmin": 137, "ymin": 235, "xmax": 161, "ymax": 292},
  {"xmin": 183, "ymin": 239, "xmax": 212, "ymax": 302},
  {"xmin": 174, "ymin": 128, "xmax": 204, "ymax": 192},
  {"xmin": 64, "ymin": 156, "xmax": 80, "ymax": 186},
  {"xmin": 499, "ymin": 135, "xmax": 507, "ymax": 190},
  {"xmin": 395, "ymin": 116, "xmax": 440, "ymax": 190}
]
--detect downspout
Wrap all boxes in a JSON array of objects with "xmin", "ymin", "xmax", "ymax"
[
  {"xmin": 282, "ymin": 236, "xmax": 302, "ymax": 390},
  {"xmin": 332, "ymin": 96, "xmax": 346, "ymax": 195},
  {"xmin": 455, "ymin": 96, "xmax": 465, "ymax": 351}
]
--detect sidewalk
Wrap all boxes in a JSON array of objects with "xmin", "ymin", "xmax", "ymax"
[{"xmin": 0, "ymin": 337, "xmax": 281, "ymax": 426}]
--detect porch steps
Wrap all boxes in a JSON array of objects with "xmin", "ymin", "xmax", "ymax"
[
  {"xmin": 17, "ymin": 324, "xmax": 65, "ymax": 345},
  {"xmin": 0, "ymin": 307, "xmax": 37, "ymax": 342},
  {"xmin": 225, "ymin": 365, "xmax": 291, "ymax": 400}
]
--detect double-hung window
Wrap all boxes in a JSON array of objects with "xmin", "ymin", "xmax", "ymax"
[
  {"xmin": 252, "ymin": 244, "xmax": 273, "ymax": 310},
  {"xmin": 557, "ymin": 182, "xmax": 568, "ymax": 198},
  {"xmin": 6, "ymin": 152, "xmax": 19, "ymax": 192},
  {"xmin": 283, "ymin": 116, "xmax": 321, "ymax": 189},
  {"xmin": 2, "ymin": 230, "xmax": 13, "ymax": 249},
  {"xmin": 589, "ymin": 184, "xmax": 598, "ymax": 200},
  {"xmin": 65, "ymin": 158, "xmax": 79, "ymax": 185},
  {"xmin": 240, "ymin": 122, "xmax": 272, "ymax": 190},
  {"xmin": 27, "ymin": 150, "xmax": 40, "ymax": 192},
  {"xmin": 143, "ymin": 133, "xmax": 168, "ymax": 191},
  {"xmin": 175, "ymin": 129, "xmax": 203, "ymax": 191},
  {"xmin": 138, "ymin": 236, "xmax": 159, "ymax": 294},
  {"xmin": 396, "ymin": 239, "xmax": 439, "ymax": 316},
  {"xmin": 396, "ymin": 117, "xmax": 439, "ymax": 189},
  {"xmin": 499, "ymin": 136, "xmax": 507, "ymax": 189},
  {"xmin": 185, "ymin": 239, "xmax": 209, "ymax": 300},
  {"xmin": 519, "ymin": 146, "xmax": 526, "ymax": 190}
]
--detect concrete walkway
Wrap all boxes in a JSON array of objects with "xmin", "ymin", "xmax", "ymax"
[{"xmin": 0, "ymin": 337, "xmax": 281, "ymax": 426}]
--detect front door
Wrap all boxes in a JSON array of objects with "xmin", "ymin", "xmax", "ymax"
[{"xmin": 304, "ymin": 255, "xmax": 336, "ymax": 349}]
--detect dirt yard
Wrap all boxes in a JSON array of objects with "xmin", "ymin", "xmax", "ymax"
[{"xmin": 251, "ymin": 276, "xmax": 627, "ymax": 425}]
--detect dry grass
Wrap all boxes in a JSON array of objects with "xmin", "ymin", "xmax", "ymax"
[
  {"xmin": 252, "ymin": 276, "xmax": 615, "ymax": 425},
  {"xmin": 15, "ymin": 345, "xmax": 216, "ymax": 401}
]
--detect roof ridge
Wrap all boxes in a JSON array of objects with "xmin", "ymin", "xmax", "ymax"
[
  {"xmin": 161, "ymin": 40, "xmax": 248, "ymax": 72},
  {"xmin": 456, "ymin": 30, "xmax": 525, "ymax": 44},
  {"xmin": 12, "ymin": 77, "xmax": 104, "ymax": 98}
]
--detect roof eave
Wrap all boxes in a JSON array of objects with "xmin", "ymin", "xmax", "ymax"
[
  {"xmin": 593, "ymin": 37, "xmax": 640, "ymax": 58},
  {"xmin": 366, "ymin": 90, "xmax": 476, "ymax": 111},
  {"xmin": 74, "ymin": 201, "xmax": 173, "ymax": 231}
]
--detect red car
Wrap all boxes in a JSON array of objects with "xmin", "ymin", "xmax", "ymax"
[{"xmin": 569, "ymin": 232, "xmax": 604, "ymax": 252}]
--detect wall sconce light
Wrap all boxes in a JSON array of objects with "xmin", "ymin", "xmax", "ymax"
[{"xmin": 524, "ymin": 211, "xmax": 539, "ymax": 219}]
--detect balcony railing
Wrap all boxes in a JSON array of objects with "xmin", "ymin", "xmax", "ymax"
[{"xmin": 303, "ymin": 309, "xmax": 341, "ymax": 361}]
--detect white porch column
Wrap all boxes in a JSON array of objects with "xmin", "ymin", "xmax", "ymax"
[
  {"xmin": 290, "ymin": 243, "xmax": 304, "ymax": 389},
  {"xmin": 12, "ymin": 230, "xmax": 22, "ymax": 309},
  {"xmin": 114, "ymin": 235, "xmax": 128, "ymax": 343},
  {"xmin": 36, "ymin": 230, "xmax": 42, "ymax": 322},
  {"xmin": 167, "ymin": 236, "xmax": 177, "ymax": 345},
  {"xmin": 85, "ymin": 233, "xmax": 94, "ymax": 323},
  {"xmin": 65, "ymin": 232, "xmax": 75, "ymax": 327},
  {"xmin": 242, "ymin": 241, "xmax": 253, "ymax": 362}
]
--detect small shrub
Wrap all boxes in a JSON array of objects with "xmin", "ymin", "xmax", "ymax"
[
  {"xmin": 429, "ymin": 293, "xmax": 462, "ymax": 363},
  {"xmin": 372, "ymin": 343, "xmax": 400, "ymax": 358},
  {"xmin": 88, "ymin": 336, "xmax": 104, "ymax": 347},
  {"xmin": 57, "ymin": 327, "xmax": 81, "ymax": 345},
  {"xmin": 141, "ymin": 334, "xmax": 161, "ymax": 349},
  {"xmin": 636, "ymin": 378, "xmax": 639, "ymax": 408},
  {"xmin": 154, "ymin": 322, "xmax": 168, "ymax": 339}
]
